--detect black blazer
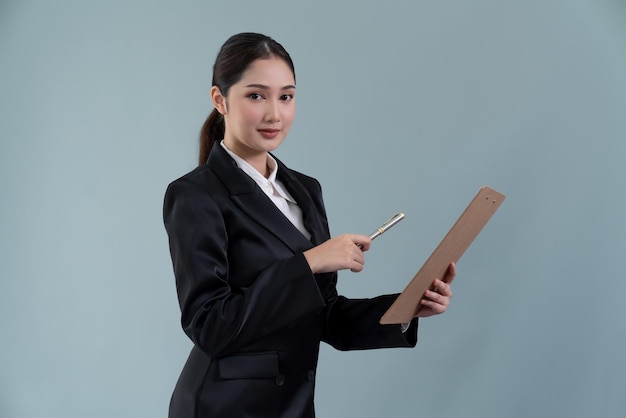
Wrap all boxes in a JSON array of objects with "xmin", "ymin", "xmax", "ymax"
[{"xmin": 163, "ymin": 144, "xmax": 417, "ymax": 418}]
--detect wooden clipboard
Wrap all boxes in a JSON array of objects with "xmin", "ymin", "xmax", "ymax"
[{"xmin": 379, "ymin": 186, "xmax": 505, "ymax": 324}]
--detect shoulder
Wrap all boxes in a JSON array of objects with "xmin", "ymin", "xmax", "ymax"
[
  {"xmin": 163, "ymin": 161, "xmax": 236, "ymax": 224},
  {"xmin": 166, "ymin": 143, "xmax": 250, "ymax": 195},
  {"xmin": 165, "ymin": 164, "xmax": 224, "ymax": 198},
  {"xmin": 162, "ymin": 167, "xmax": 228, "ymax": 237}
]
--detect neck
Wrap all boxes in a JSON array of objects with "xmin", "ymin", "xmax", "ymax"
[
  {"xmin": 248, "ymin": 155, "xmax": 270, "ymax": 178},
  {"xmin": 222, "ymin": 140, "xmax": 270, "ymax": 178}
]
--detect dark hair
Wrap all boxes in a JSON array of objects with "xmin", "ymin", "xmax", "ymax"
[{"xmin": 198, "ymin": 32, "xmax": 296, "ymax": 166}]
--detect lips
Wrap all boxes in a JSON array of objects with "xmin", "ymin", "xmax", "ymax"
[{"xmin": 258, "ymin": 128, "xmax": 280, "ymax": 139}]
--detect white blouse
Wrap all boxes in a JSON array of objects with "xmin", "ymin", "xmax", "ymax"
[{"xmin": 220, "ymin": 140, "xmax": 312, "ymax": 240}]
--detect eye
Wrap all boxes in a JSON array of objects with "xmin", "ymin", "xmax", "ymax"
[
  {"xmin": 281, "ymin": 94, "xmax": 294, "ymax": 102},
  {"xmin": 248, "ymin": 93, "xmax": 264, "ymax": 100}
]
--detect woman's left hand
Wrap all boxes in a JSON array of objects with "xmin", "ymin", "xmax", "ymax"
[{"xmin": 415, "ymin": 262, "xmax": 456, "ymax": 318}]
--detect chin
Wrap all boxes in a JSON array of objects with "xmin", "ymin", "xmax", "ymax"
[{"xmin": 261, "ymin": 137, "xmax": 286, "ymax": 151}]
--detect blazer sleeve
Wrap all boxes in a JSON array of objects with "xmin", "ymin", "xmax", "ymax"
[
  {"xmin": 321, "ymin": 293, "xmax": 419, "ymax": 351},
  {"xmin": 164, "ymin": 179, "xmax": 326, "ymax": 358},
  {"xmin": 291, "ymin": 172, "xmax": 419, "ymax": 351}
]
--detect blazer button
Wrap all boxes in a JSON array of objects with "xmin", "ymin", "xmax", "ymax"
[
  {"xmin": 275, "ymin": 374, "xmax": 285, "ymax": 386},
  {"xmin": 307, "ymin": 370, "xmax": 315, "ymax": 381}
]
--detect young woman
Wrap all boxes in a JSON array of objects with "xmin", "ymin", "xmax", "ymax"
[{"xmin": 163, "ymin": 32, "xmax": 455, "ymax": 418}]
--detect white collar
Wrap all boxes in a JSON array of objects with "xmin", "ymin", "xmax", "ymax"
[{"xmin": 220, "ymin": 140, "xmax": 296, "ymax": 203}]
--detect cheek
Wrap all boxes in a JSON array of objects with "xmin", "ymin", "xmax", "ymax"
[
  {"xmin": 283, "ymin": 106, "xmax": 296, "ymax": 126},
  {"xmin": 242, "ymin": 107, "xmax": 264, "ymax": 126}
]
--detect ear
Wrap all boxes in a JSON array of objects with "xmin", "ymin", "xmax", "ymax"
[{"xmin": 211, "ymin": 85, "xmax": 227, "ymax": 115}]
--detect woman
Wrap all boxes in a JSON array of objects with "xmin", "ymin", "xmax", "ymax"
[{"xmin": 163, "ymin": 32, "xmax": 455, "ymax": 418}]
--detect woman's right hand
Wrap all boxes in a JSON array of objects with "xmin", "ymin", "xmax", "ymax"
[{"xmin": 303, "ymin": 234, "xmax": 371, "ymax": 274}]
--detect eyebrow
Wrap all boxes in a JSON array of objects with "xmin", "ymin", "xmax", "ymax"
[{"xmin": 244, "ymin": 83, "xmax": 296, "ymax": 90}]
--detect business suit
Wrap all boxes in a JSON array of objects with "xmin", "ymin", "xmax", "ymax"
[{"xmin": 163, "ymin": 144, "xmax": 418, "ymax": 418}]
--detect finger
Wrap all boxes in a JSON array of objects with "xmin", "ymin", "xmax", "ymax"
[
  {"xmin": 442, "ymin": 262, "xmax": 457, "ymax": 284},
  {"xmin": 433, "ymin": 279, "xmax": 452, "ymax": 297},
  {"xmin": 350, "ymin": 258, "xmax": 365, "ymax": 272},
  {"xmin": 352, "ymin": 250, "xmax": 365, "ymax": 266},
  {"xmin": 424, "ymin": 289, "xmax": 448, "ymax": 306},
  {"xmin": 349, "ymin": 249, "xmax": 365, "ymax": 272},
  {"xmin": 418, "ymin": 299, "xmax": 446, "ymax": 315},
  {"xmin": 352, "ymin": 234, "xmax": 371, "ymax": 251}
]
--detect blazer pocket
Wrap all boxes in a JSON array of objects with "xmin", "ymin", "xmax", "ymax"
[{"xmin": 217, "ymin": 351, "xmax": 279, "ymax": 380}]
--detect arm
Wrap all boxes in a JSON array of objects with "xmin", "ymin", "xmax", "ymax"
[
  {"xmin": 164, "ymin": 180, "xmax": 325, "ymax": 357},
  {"xmin": 322, "ymin": 294, "xmax": 418, "ymax": 350},
  {"xmin": 317, "ymin": 260, "xmax": 457, "ymax": 351}
]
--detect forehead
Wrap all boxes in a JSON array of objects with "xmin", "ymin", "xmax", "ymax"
[{"xmin": 238, "ymin": 57, "xmax": 295, "ymax": 87}]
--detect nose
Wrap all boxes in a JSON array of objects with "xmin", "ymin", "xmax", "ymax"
[{"xmin": 264, "ymin": 99, "xmax": 280, "ymax": 123}]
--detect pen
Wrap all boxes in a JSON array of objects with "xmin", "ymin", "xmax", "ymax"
[
  {"xmin": 357, "ymin": 213, "xmax": 405, "ymax": 248},
  {"xmin": 368, "ymin": 212, "xmax": 405, "ymax": 241}
]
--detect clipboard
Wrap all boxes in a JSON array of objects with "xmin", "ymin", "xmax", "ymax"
[{"xmin": 379, "ymin": 186, "xmax": 506, "ymax": 324}]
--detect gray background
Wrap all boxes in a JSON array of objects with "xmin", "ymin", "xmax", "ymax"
[{"xmin": 1, "ymin": 0, "xmax": 625, "ymax": 417}]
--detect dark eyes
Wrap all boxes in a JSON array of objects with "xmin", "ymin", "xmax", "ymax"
[{"xmin": 247, "ymin": 93, "xmax": 294, "ymax": 101}]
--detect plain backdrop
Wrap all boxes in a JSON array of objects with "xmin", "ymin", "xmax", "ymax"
[{"xmin": 1, "ymin": 1, "xmax": 625, "ymax": 417}]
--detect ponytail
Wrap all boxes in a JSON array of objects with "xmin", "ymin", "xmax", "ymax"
[{"xmin": 198, "ymin": 109, "xmax": 224, "ymax": 166}]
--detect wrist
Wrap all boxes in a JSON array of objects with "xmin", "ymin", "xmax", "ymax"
[{"xmin": 303, "ymin": 249, "xmax": 319, "ymax": 274}]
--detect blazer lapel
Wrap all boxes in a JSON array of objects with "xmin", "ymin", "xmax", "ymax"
[
  {"xmin": 275, "ymin": 160, "xmax": 327, "ymax": 247},
  {"xmin": 207, "ymin": 145, "xmax": 313, "ymax": 253}
]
